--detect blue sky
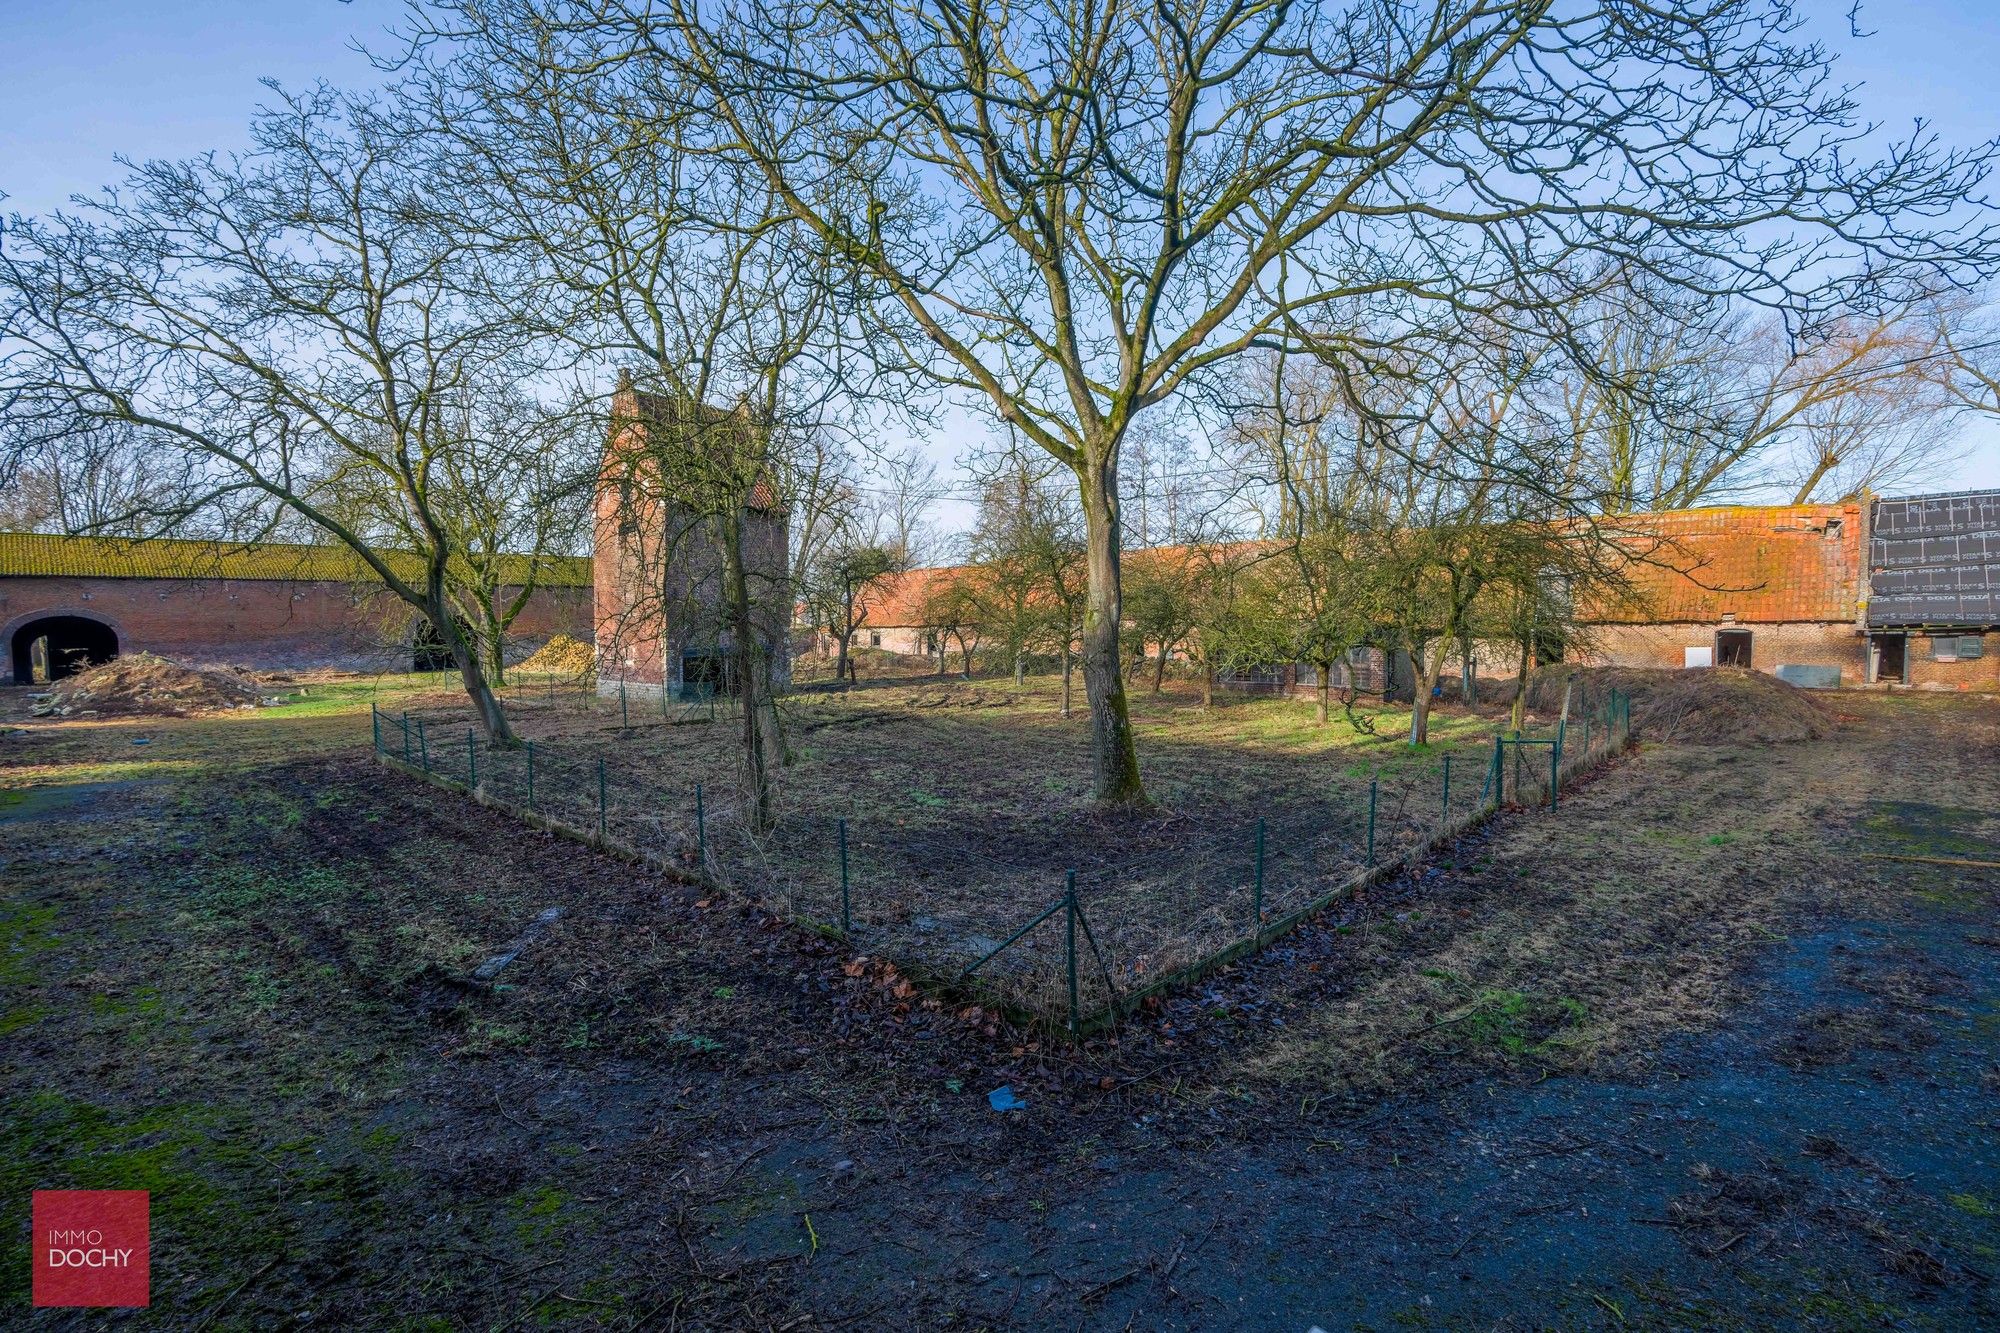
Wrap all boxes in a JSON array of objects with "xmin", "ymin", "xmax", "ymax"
[{"xmin": 3, "ymin": 0, "xmax": 1998, "ymax": 501}]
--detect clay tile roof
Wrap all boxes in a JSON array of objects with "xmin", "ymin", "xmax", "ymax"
[
  {"xmin": 1589, "ymin": 504, "xmax": 1862, "ymax": 624},
  {"xmin": 0, "ymin": 531, "xmax": 593, "ymax": 587},
  {"xmin": 853, "ymin": 565, "xmax": 973, "ymax": 627}
]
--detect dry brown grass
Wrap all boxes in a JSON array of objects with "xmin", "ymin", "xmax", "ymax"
[{"xmin": 1232, "ymin": 690, "xmax": 1999, "ymax": 1098}]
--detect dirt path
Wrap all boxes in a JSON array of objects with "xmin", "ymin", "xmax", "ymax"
[{"xmin": 3, "ymin": 691, "xmax": 1996, "ymax": 1328}]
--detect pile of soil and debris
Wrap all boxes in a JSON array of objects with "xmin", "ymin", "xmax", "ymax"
[
  {"xmin": 30, "ymin": 653, "xmax": 282, "ymax": 718},
  {"xmin": 1524, "ymin": 664, "xmax": 1834, "ymax": 744},
  {"xmin": 517, "ymin": 633, "xmax": 595, "ymax": 678}
]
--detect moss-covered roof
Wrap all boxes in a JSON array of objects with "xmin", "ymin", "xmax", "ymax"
[{"xmin": 0, "ymin": 531, "xmax": 592, "ymax": 587}]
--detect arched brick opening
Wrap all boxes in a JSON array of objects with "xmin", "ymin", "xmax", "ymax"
[{"xmin": 10, "ymin": 614, "xmax": 120, "ymax": 684}]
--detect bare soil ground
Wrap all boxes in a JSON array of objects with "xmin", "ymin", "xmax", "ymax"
[
  {"xmin": 2, "ymin": 678, "xmax": 1996, "ymax": 1329},
  {"xmin": 390, "ymin": 675, "xmax": 1572, "ymax": 1022}
]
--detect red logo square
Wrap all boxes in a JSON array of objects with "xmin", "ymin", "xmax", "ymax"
[{"xmin": 32, "ymin": 1190, "xmax": 150, "ymax": 1308}]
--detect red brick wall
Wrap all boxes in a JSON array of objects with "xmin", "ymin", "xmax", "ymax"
[
  {"xmin": 1902, "ymin": 632, "xmax": 2000, "ymax": 691},
  {"xmin": 1574, "ymin": 621, "xmax": 1869, "ymax": 684},
  {"xmin": 1, "ymin": 575, "xmax": 590, "ymax": 673}
]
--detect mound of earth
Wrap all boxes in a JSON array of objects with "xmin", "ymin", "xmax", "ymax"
[
  {"xmin": 31, "ymin": 653, "xmax": 281, "ymax": 718},
  {"xmin": 518, "ymin": 633, "xmax": 595, "ymax": 678},
  {"xmin": 1525, "ymin": 664, "xmax": 1834, "ymax": 745}
]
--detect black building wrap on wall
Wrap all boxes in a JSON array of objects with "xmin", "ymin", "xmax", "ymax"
[{"xmin": 1868, "ymin": 490, "xmax": 2000, "ymax": 628}]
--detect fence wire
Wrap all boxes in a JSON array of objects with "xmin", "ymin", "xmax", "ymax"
[{"xmin": 371, "ymin": 683, "xmax": 1633, "ymax": 1036}]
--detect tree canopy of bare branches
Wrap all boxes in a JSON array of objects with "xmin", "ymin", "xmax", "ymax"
[{"xmin": 424, "ymin": 0, "xmax": 2000, "ymax": 801}]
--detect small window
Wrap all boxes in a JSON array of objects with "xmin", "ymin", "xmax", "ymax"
[
  {"xmin": 869, "ymin": 632, "xmax": 882, "ymax": 648},
  {"xmin": 1959, "ymin": 635, "xmax": 1985, "ymax": 660},
  {"xmin": 1931, "ymin": 636, "xmax": 1960, "ymax": 662}
]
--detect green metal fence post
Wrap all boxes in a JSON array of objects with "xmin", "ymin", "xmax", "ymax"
[
  {"xmin": 525, "ymin": 740, "xmax": 535, "ymax": 810},
  {"xmin": 1065, "ymin": 868, "xmax": 1080, "ymax": 1037},
  {"xmin": 620, "ymin": 679, "xmax": 629, "ymax": 729},
  {"xmin": 1366, "ymin": 777, "xmax": 1379, "ymax": 866},
  {"xmin": 1252, "ymin": 818, "xmax": 1266, "ymax": 941},
  {"xmin": 597, "ymin": 757, "xmax": 607, "ymax": 839},
  {"xmin": 371, "ymin": 703, "xmax": 381, "ymax": 755},
  {"xmin": 400, "ymin": 712, "xmax": 411, "ymax": 763},
  {"xmin": 695, "ymin": 782, "xmax": 707, "ymax": 867},
  {"xmin": 418, "ymin": 718, "xmax": 429, "ymax": 773},
  {"xmin": 838, "ymin": 818, "xmax": 851, "ymax": 934},
  {"xmin": 467, "ymin": 730, "xmax": 477, "ymax": 790},
  {"xmin": 1442, "ymin": 754, "xmax": 1452, "ymax": 821}
]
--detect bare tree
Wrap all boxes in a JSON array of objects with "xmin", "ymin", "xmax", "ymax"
[
  {"xmin": 916, "ymin": 571, "xmax": 984, "ymax": 678},
  {"xmin": 863, "ymin": 444, "xmax": 943, "ymax": 567},
  {"xmin": 555, "ymin": 0, "xmax": 2000, "ymax": 804},
  {"xmin": 0, "ymin": 87, "xmax": 536, "ymax": 742},
  {"xmin": 0, "ymin": 420, "xmax": 209, "ymax": 536},
  {"xmin": 965, "ymin": 452, "xmax": 1086, "ymax": 712},
  {"xmin": 803, "ymin": 539, "xmax": 900, "ymax": 684},
  {"xmin": 405, "ymin": 20, "xmax": 866, "ymax": 826},
  {"xmin": 1556, "ymin": 273, "xmax": 1966, "ymax": 508}
]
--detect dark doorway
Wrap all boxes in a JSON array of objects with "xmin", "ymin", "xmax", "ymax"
[
  {"xmin": 1716, "ymin": 628, "xmax": 1753, "ymax": 668},
  {"xmin": 11, "ymin": 615, "xmax": 119, "ymax": 684},
  {"xmin": 680, "ymin": 649, "xmax": 730, "ymax": 700},
  {"xmin": 411, "ymin": 617, "xmax": 474, "ymax": 673},
  {"xmin": 1873, "ymin": 633, "xmax": 1907, "ymax": 684}
]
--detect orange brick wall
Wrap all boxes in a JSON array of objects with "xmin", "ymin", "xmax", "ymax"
[
  {"xmin": 1572, "ymin": 621, "xmax": 2000, "ymax": 692},
  {"xmin": 0, "ymin": 575, "xmax": 591, "ymax": 672},
  {"xmin": 1901, "ymin": 632, "xmax": 2000, "ymax": 691},
  {"xmin": 1574, "ymin": 621, "xmax": 1869, "ymax": 683}
]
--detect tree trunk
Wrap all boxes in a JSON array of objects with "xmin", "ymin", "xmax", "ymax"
[
  {"xmin": 1316, "ymin": 661, "xmax": 1331, "ymax": 725},
  {"xmin": 1407, "ymin": 639, "xmax": 1448, "ymax": 747},
  {"xmin": 1202, "ymin": 661, "xmax": 1214, "ymax": 709},
  {"xmin": 1014, "ymin": 647, "xmax": 1025, "ymax": 685},
  {"xmin": 960, "ymin": 637, "xmax": 975, "ymax": 678},
  {"xmin": 430, "ymin": 598, "xmax": 517, "ymax": 748},
  {"xmin": 834, "ymin": 629, "xmax": 850, "ymax": 686},
  {"xmin": 1511, "ymin": 638, "xmax": 1531, "ymax": 733},
  {"xmin": 1152, "ymin": 645, "xmax": 1169, "ymax": 693},
  {"xmin": 1062, "ymin": 644, "xmax": 1073, "ymax": 717},
  {"xmin": 719, "ymin": 513, "xmax": 781, "ymax": 829},
  {"xmin": 1459, "ymin": 629, "xmax": 1475, "ymax": 705},
  {"xmin": 1076, "ymin": 454, "xmax": 1146, "ymax": 804}
]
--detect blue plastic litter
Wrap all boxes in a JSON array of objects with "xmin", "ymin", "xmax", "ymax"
[{"xmin": 987, "ymin": 1085, "xmax": 1027, "ymax": 1112}]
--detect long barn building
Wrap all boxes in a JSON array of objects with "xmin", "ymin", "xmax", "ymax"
[
  {"xmin": 834, "ymin": 489, "xmax": 2000, "ymax": 694},
  {"xmin": 0, "ymin": 533, "xmax": 592, "ymax": 684}
]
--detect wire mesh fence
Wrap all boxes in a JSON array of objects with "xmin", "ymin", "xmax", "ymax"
[{"xmin": 371, "ymin": 684, "xmax": 1633, "ymax": 1036}]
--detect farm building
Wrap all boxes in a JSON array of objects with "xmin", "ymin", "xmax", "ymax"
[
  {"xmin": 1568, "ymin": 502, "xmax": 1872, "ymax": 683},
  {"xmin": 818, "ymin": 489, "xmax": 2000, "ymax": 694},
  {"xmin": 0, "ymin": 532, "xmax": 593, "ymax": 683},
  {"xmin": 1862, "ymin": 489, "xmax": 2000, "ymax": 688},
  {"xmin": 1563, "ymin": 494, "xmax": 1999, "ymax": 690},
  {"xmin": 592, "ymin": 378, "xmax": 791, "ymax": 701}
]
